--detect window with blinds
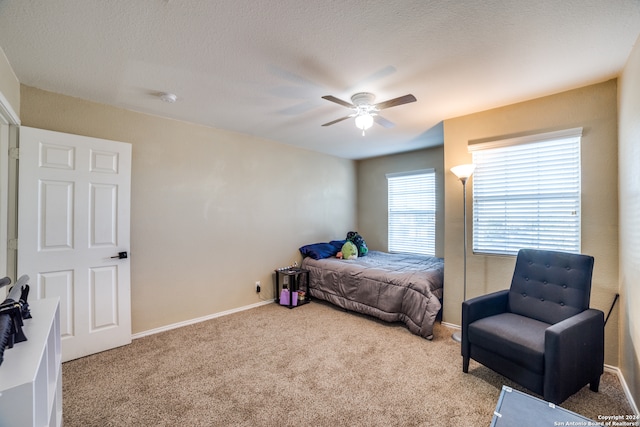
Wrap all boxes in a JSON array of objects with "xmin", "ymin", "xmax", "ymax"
[
  {"xmin": 470, "ymin": 129, "xmax": 581, "ymax": 256},
  {"xmin": 387, "ymin": 169, "xmax": 436, "ymax": 256}
]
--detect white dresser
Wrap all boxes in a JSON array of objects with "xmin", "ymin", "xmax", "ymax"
[{"xmin": 0, "ymin": 298, "xmax": 62, "ymax": 426}]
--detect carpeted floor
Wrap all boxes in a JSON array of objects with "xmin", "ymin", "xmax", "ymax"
[{"xmin": 62, "ymin": 300, "xmax": 633, "ymax": 426}]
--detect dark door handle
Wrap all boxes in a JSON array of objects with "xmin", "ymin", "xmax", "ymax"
[{"xmin": 111, "ymin": 251, "xmax": 128, "ymax": 259}]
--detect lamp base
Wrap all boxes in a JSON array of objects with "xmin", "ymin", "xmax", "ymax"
[{"xmin": 452, "ymin": 330, "xmax": 462, "ymax": 342}]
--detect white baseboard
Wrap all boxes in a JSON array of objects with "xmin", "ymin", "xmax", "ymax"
[
  {"xmin": 440, "ymin": 322, "xmax": 638, "ymax": 415},
  {"xmin": 605, "ymin": 364, "xmax": 639, "ymax": 416},
  {"xmin": 441, "ymin": 321, "xmax": 460, "ymax": 330},
  {"xmin": 131, "ymin": 299, "xmax": 274, "ymax": 340}
]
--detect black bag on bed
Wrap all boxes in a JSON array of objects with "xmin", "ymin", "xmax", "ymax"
[{"xmin": 346, "ymin": 231, "xmax": 368, "ymax": 257}]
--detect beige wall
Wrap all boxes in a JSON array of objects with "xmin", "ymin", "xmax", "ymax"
[
  {"xmin": 357, "ymin": 145, "xmax": 445, "ymax": 257},
  {"xmin": 443, "ymin": 80, "xmax": 620, "ymax": 366},
  {"xmin": 19, "ymin": 86, "xmax": 357, "ymax": 333},
  {"xmin": 618, "ymin": 35, "xmax": 640, "ymax": 407}
]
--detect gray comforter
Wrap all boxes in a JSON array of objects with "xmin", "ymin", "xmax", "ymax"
[{"xmin": 301, "ymin": 251, "xmax": 444, "ymax": 339}]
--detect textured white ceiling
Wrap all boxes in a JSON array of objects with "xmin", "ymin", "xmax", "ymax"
[{"xmin": 1, "ymin": 0, "xmax": 639, "ymax": 159}]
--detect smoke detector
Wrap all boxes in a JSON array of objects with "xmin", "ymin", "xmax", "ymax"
[{"xmin": 159, "ymin": 92, "xmax": 177, "ymax": 103}]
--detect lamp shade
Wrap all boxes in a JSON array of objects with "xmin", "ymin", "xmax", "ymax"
[
  {"xmin": 450, "ymin": 163, "xmax": 476, "ymax": 180},
  {"xmin": 355, "ymin": 113, "xmax": 374, "ymax": 130}
]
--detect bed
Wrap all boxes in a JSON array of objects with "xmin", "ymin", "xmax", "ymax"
[{"xmin": 300, "ymin": 250, "xmax": 444, "ymax": 340}]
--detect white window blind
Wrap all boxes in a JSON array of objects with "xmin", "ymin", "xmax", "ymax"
[
  {"xmin": 470, "ymin": 131, "xmax": 581, "ymax": 256},
  {"xmin": 387, "ymin": 169, "xmax": 436, "ymax": 256}
]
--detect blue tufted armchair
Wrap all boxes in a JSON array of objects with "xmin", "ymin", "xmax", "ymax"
[{"xmin": 461, "ymin": 249, "xmax": 604, "ymax": 404}]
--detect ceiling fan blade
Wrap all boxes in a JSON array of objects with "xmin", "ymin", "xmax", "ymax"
[
  {"xmin": 322, "ymin": 95, "xmax": 354, "ymax": 108},
  {"xmin": 322, "ymin": 115, "xmax": 353, "ymax": 127},
  {"xmin": 374, "ymin": 115, "xmax": 395, "ymax": 129},
  {"xmin": 374, "ymin": 94, "xmax": 417, "ymax": 110}
]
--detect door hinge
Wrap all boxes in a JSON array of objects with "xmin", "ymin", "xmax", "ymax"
[
  {"xmin": 8, "ymin": 239, "xmax": 18, "ymax": 250},
  {"xmin": 9, "ymin": 147, "xmax": 19, "ymax": 160}
]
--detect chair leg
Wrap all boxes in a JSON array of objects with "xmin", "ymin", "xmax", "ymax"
[
  {"xmin": 590, "ymin": 376, "xmax": 601, "ymax": 392},
  {"xmin": 463, "ymin": 356, "xmax": 469, "ymax": 373}
]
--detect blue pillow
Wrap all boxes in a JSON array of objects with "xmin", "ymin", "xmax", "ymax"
[{"xmin": 299, "ymin": 242, "xmax": 340, "ymax": 260}]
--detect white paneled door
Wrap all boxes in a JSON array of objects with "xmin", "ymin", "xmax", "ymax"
[{"xmin": 18, "ymin": 127, "xmax": 132, "ymax": 362}]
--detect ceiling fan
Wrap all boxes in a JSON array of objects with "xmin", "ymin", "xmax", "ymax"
[{"xmin": 321, "ymin": 92, "xmax": 417, "ymax": 135}]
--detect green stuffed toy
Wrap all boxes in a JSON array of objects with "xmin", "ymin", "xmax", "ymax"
[{"xmin": 341, "ymin": 241, "xmax": 358, "ymax": 260}]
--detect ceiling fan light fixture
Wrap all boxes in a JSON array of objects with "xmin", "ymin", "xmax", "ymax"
[{"xmin": 355, "ymin": 113, "xmax": 374, "ymax": 135}]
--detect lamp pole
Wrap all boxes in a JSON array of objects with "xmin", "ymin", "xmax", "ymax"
[
  {"xmin": 461, "ymin": 176, "xmax": 468, "ymax": 303},
  {"xmin": 450, "ymin": 164, "xmax": 475, "ymax": 343}
]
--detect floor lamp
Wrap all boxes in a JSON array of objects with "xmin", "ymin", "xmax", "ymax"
[{"xmin": 451, "ymin": 163, "xmax": 476, "ymax": 343}]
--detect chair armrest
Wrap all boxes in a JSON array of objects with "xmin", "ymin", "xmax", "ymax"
[
  {"xmin": 461, "ymin": 290, "xmax": 509, "ymax": 357},
  {"xmin": 544, "ymin": 309, "xmax": 604, "ymax": 403},
  {"xmin": 462, "ymin": 289, "xmax": 509, "ymax": 325}
]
